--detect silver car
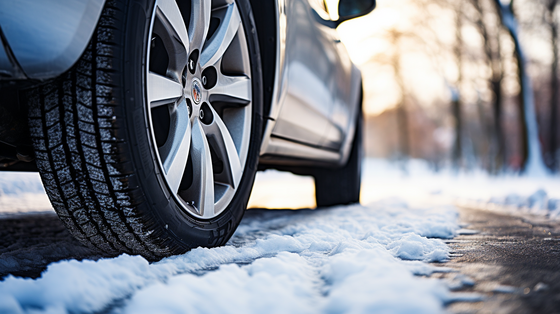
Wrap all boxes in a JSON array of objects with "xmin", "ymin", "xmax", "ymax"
[{"xmin": 0, "ymin": 0, "xmax": 374, "ymax": 258}]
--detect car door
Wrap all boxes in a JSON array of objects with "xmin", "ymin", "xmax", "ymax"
[
  {"xmin": 270, "ymin": 0, "xmax": 340, "ymax": 148},
  {"xmin": 320, "ymin": 19, "xmax": 355, "ymax": 151}
]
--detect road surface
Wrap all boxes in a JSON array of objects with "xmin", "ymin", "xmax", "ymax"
[
  {"xmin": 1, "ymin": 204, "xmax": 559, "ymax": 313},
  {"xmin": 440, "ymin": 207, "xmax": 560, "ymax": 314}
]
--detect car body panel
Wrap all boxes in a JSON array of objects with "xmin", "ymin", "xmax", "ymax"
[
  {"xmin": 0, "ymin": 0, "xmax": 105, "ymax": 80},
  {"xmin": 258, "ymin": 0, "xmax": 361, "ymax": 167},
  {"xmin": 272, "ymin": 0, "xmax": 334, "ymax": 148}
]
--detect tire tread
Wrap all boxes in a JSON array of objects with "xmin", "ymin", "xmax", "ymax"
[{"xmin": 27, "ymin": 0, "xmax": 164, "ymax": 259}]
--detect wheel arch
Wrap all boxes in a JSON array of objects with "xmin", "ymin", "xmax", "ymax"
[
  {"xmin": 338, "ymin": 65, "xmax": 364, "ymax": 167},
  {"xmin": 0, "ymin": 0, "xmax": 106, "ymax": 80},
  {"xmin": 247, "ymin": 0, "xmax": 278, "ymax": 123}
]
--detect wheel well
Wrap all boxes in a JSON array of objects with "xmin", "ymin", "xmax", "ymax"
[
  {"xmin": 248, "ymin": 0, "xmax": 277, "ymax": 120},
  {"xmin": 0, "ymin": 85, "xmax": 37, "ymax": 172}
]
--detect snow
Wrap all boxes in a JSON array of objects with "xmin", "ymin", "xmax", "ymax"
[
  {"xmin": 0, "ymin": 197, "xmax": 460, "ymax": 313},
  {"xmin": 2, "ymin": 157, "xmax": 558, "ymax": 313},
  {"xmin": 492, "ymin": 285, "xmax": 519, "ymax": 294},
  {"xmin": 447, "ymin": 274, "xmax": 476, "ymax": 291},
  {"xmin": 468, "ymin": 189, "xmax": 560, "ymax": 218},
  {"xmin": 354, "ymin": 159, "xmax": 560, "ymax": 219},
  {"xmin": 0, "ymin": 172, "xmax": 51, "ymax": 216}
]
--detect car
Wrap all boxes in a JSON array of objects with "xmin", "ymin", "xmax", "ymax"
[{"xmin": 0, "ymin": 0, "xmax": 374, "ymax": 259}]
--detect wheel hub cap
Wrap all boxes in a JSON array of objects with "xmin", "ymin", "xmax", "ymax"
[{"xmin": 191, "ymin": 79, "xmax": 202, "ymax": 104}]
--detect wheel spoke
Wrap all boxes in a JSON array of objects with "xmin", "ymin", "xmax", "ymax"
[
  {"xmin": 209, "ymin": 75, "xmax": 251, "ymax": 104},
  {"xmin": 156, "ymin": 0, "xmax": 189, "ymax": 53},
  {"xmin": 148, "ymin": 72, "xmax": 184, "ymax": 107},
  {"xmin": 200, "ymin": 3, "xmax": 241, "ymax": 68},
  {"xmin": 190, "ymin": 119, "xmax": 215, "ymax": 217},
  {"xmin": 188, "ymin": 0, "xmax": 212, "ymax": 51},
  {"xmin": 203, "ymin": 106, "xmax": 242, "ymax": 188},
  {"xmin": 160, "ymin": 101, "xmax": 191, "ymax": 192}
]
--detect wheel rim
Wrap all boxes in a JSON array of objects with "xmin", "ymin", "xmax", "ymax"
[{"xmin": 146, "ymin": 0, "xmax": 252, "ymax": 219}]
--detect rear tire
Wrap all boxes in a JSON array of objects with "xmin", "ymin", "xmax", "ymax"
[
  {"xmin": 313, "ymin": 106, "xmax": 363, "ymax": 207},
  {"xmin": 27, "ymin": 0, "xmax": 263, "ymax": 259}
]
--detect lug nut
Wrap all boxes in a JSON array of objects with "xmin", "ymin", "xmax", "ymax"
[
  {"xmin": 187, "ymin": 99, "xmax": 193, "ymax": 117},
  {"xmin": 201, "ymin": 67, "xmax": 217, "ymax": 89},
  {"xmin": 188, "ymin": 50, "xmax": 199, "ymax": 74},
  {"xmin": 199, "ymin": 102, "xmax": 213, "ymax": 125}
]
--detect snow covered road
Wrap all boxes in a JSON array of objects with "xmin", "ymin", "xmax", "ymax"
[
  {"xmin": 1, "ymin": 158, "xmax": 559, "ymax": 314},
  {"xmin": 1, "ymin": 201, "xmax": 461, "ymax": 314}
]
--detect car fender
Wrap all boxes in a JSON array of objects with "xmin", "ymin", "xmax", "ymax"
[{"xmin": 0, "ymin": 0, "xmax": 105, "ymax": 80}]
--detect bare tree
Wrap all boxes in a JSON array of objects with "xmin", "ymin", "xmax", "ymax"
[
  {"xmin": 452, "ymin": 0, "xmax": 464, "ymax": 169},
  {"xmin": 544, "ymin": 0, "xmax": 559, "ymax": 171},
  {"xmin": 389, "ymin": 31, "xmax": 411, "ymax": 164},
  {"xmin": 493, "ymin": 0, "xmax": 549, "ymax": 174},
  {"xmin": 369, "ymin": 29, "xmax": 411, "ymax": 164},
  {"xmin": 470, "ymin": 0, "xmax": 506, "ymax": 171}
]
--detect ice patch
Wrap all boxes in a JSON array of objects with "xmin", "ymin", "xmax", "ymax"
[{"xmin": 0, "ymin": 202, "xmax": 459, "ymax": 314}]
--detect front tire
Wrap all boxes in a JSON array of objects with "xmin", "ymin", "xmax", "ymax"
[{"xmin": 27, "ymin": 0, "xmax": 263, "ymax": 259}]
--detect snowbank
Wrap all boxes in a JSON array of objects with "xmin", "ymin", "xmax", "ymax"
[
  {"xmin": 0, "ymin": 172, "xmax": 51, "ymax": 216},
  {"xmin": 0, "ymin": 201, "xmax": 459, "ymax": 314},
  {"xmin": 460, "ymin": 189, "xmax": 560, "ymax": 219},
  {"xmin": 359, "ymin": 159, "xmax": 560, "ymax": 220}
]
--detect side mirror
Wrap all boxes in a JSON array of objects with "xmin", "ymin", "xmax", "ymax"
[{"xmin": 336, "ymin": 0, "xmax": 376, "ymax": 26}]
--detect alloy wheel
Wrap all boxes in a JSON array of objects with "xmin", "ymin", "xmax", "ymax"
[{"xmin": 146, "ymin": 0, "xmax": 252, "ymax": 219}]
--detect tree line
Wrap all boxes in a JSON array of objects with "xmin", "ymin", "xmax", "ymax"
[{"xmin": 362, "ymin": 0, "xmax": 559, "ymax": 174}]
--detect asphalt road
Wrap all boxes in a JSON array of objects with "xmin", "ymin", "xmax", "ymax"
[
  {"xmin": 0, "ymin": 212, "xmax": 109, "ymax": 279},
  {"xmin": 440, "ymin": 207, "xmax": 560, "ymax": 314},
  {"xmin": 1, "ymin": 207, "xmax": 559, "ymax": 314}
]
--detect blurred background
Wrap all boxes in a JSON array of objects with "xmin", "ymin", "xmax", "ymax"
[
  {"xmin": 331, "ymin": 0, "xmax": 560, "ymax": 174},
  {"xmin": 250, "ymin": 0, "xmax": 560, "ymax": 209}
]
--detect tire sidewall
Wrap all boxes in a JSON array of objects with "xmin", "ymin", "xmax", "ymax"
[{"xmin": 120, "ymin": 0, "xmax": 263, "ymax": 249}]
